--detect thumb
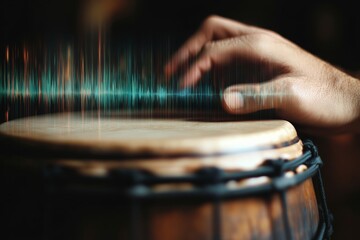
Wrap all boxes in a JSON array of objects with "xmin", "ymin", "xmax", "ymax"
[{"xmin": 222, "ymin": 79, "xmax": 290, "ymax": 114}]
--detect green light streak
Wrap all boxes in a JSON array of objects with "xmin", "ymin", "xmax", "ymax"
[{"xmin": 0, "ymin": 44, "xmax": 221, "ymax": 115}]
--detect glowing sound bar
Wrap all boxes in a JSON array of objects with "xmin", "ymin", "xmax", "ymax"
[{"xmin": 0, "ymin": 45, "xmax": 221, "ymax": 111}]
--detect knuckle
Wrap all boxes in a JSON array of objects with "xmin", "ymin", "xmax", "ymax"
[
  {"xmin": 244, "ymin": 33, "xmax": 275, "ymax": 54},
  {"xmin": 199, "ymin": 56, "xmax": 213, "ymax": 72},
  {"xmin": 282, "ymin": 78, "xmax": 302, "ymax": 106},
  {"xmin": 203, "ymin": 41, "xmax": 216, "ymax": 52},
  {"xmin": 203, "ymin": 15, "xmax": 220, "ymax": 27},
  {"xmin": 262, "ymin": 29, "xmax": 281, "ymax": 38},
  {"xmin": 252, "ymin": 33, "xmax": 271, "ymax": 45},
  {"xmin": 280, "ymin": 78, "xmax": 295, "ymax": 96},
  {"xmin": 187, "ymin": 46, "xmax": 198, "ymax": 57}
]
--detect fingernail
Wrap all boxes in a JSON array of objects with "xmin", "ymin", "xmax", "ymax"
[{"xmin": 223, "ymin": 90, "xmax": 244, "ymax": 110}]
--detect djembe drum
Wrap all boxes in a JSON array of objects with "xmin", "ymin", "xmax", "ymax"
[{"xmin": 0, "ymin": 112, "xmax": 333, "ymax": 240}]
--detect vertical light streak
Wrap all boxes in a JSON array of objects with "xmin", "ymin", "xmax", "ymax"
[
  {"xmin": 6, "ymin": 46, "xmax": 9, "ymax": 63},
  {"xmin": 97, "ymin": 25, "xmax": 102, "ymax": 124},
  {"xmin": 0, "ymin": 42, "xmax": 228, "ymax": 121},
  {"xmin": 23, "ymin": 46, "xmax": 28, "ymax": 96}
]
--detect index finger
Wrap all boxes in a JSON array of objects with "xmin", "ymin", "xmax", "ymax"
[{"xmin": 164, "ymin": 16, "xmax": 258, "ymax": 77}]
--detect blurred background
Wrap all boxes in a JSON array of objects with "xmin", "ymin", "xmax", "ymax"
[
  {"xmin": 1, "ymin": 0, "xmax": 360, "ymax": 239},
  {"xmin": 2, "ymin": 0, "xmax": 360, "ymax": 70}
]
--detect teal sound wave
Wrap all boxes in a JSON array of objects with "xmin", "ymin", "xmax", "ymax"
[{"xmin": 0, "ymin": 44, "xmax": 222, "ymax": 117}]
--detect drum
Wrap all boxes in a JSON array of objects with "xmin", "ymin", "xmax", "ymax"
[{"xmin": 0, "ymin": 112, "xmax": 333, "ymax": 240}]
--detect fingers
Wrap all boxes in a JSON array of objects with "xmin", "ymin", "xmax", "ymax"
[
  {"xmin": 180, "ymin": 53, "xmax": 212, "ymax": 88},
  {"xmin": 222, "ymin": 78, "xmax": 291, "ymax": 114},
  {"xmin": 165, "ymin": 15, "xmax": 257, "ymax": 77},
  {"xmin": 180, "ymin": 35, "xmax": 280, "ymax": 88},
  {"xmin": 179, "ymin": 39, "xmax": 235, "ymax": 88},
  {"xmin": 164, "ymin": 32, "xmax": 207, "ymax": 78}
]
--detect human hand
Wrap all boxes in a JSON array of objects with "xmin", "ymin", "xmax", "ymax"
[{"xmin": 165, "ymin": 15, "xmax": 360, "ymax": 134}]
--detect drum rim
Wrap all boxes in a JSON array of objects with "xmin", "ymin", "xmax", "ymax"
[
  {"xmin": 0, "ymin": 112, "xmax": 299, "ymax": 157},
  {"xmin": 42, "ymin": 142, "xmax": 317, "ymax": 198}
]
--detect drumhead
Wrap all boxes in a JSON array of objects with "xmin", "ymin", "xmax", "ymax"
[
  {"xmin": 0, "ymin": 112, "xmax": 303, "ymax": 175},
  {"xmin": 0, "ymin": 112, "xmax": 299, "ymax": 155}
]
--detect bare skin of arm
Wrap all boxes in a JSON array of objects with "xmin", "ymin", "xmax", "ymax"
[{"xmin": 165, "ymin": 15, "xmax": 360, "ymax": 134}]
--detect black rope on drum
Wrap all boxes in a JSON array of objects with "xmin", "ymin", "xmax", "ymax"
[
  {"xmin": 196, "ymin": 168, "xmax": 223, "ymax": 240},
  {"xmin": 42, "ymin": 140, "xmax": 333, "ymax": 240},
  {"xmin": 212, "ymin": 197, "xmax": 221, "ymax": 240},
  {"xmin": 303, "ymin": 140, "xmax": 334, "ymax": 240},
  {"xmin": 279, "ymin": 191, "xmax": 293, "ymax": 240},
  {"xmin": 130, "ymin": 193, "xmax": 142, "ymax": 240},
  {"xmin": 315, "ymin": 171, "xmax": 333, "ymax": 240},
  {"xmin": 264, "ymin": 159, "xmax": 294, "ymax": 240},
  {"xmin": 116, "ymin": 170, "xmax": 145, "ymax": 240}
]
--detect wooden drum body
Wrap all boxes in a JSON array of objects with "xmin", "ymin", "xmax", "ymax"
[{"xmin": 0, "ymin": 112, "xmax": 332, "ymax": 240}]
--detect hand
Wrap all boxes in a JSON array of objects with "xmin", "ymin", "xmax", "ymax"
[{"xmin": 165, "ymin": 15, "xmax": 360, "ymax": 134}]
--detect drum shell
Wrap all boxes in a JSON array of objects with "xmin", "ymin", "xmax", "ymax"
[
  {"xmin": 0, "ymin": 115, "xmax": 321, "ymax": 240},
  {"xmin": 1, "ymin": 157, "xmax": 319, "ymax": 240}
]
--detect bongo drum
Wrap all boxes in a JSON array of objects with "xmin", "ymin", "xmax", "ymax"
[{"xmin": 0, "ymin": 112, "xmax": 333, "ymax": 240}]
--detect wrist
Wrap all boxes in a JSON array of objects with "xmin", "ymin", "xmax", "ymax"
[{"xmin": 331, "ymin": 69, "xmax": 360, "ymax": 134}]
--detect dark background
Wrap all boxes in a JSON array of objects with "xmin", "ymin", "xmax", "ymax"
[
  {"xmin": 1, "ymin": 0, "xmax": 360, "ymax": 71},
  {"xmin": 1, "ymin": 0, "xmax": 360, "ymax": 239}
]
